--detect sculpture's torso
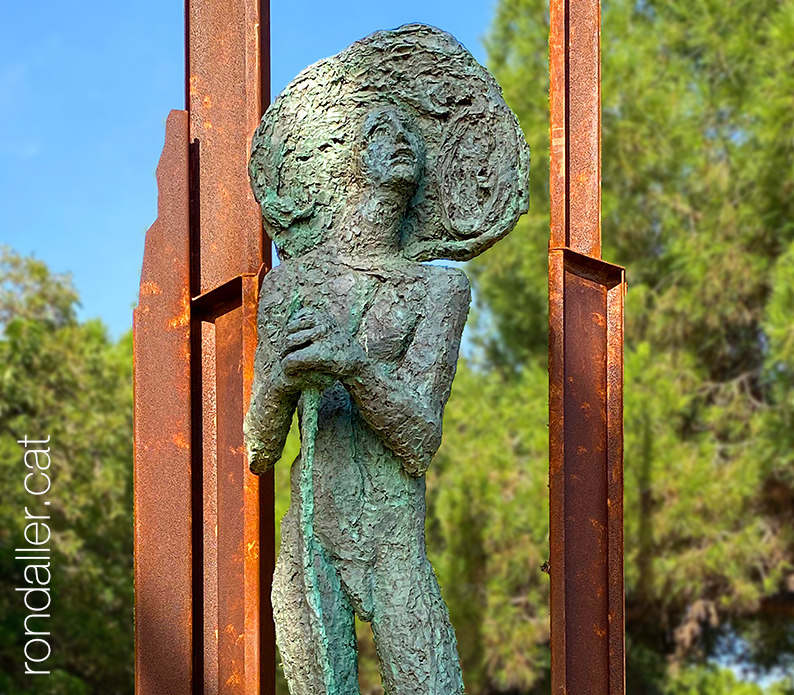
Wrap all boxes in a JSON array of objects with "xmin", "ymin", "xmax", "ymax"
[
  {"xmin": 284, "ymin": 263, "xmax": 433, "ymax": 619},
  {"xmin": 288, "ymin": 379, "xmax": 427, "ymax": 619},
  {"xmin": 262, "ymin": 259, "xmax": 461, "ymax": 577},
  {"xmin": 256, "ymin": 258, "xmax": 469, "ymax": 695}
]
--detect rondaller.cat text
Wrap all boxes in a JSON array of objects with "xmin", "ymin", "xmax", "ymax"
[{"xmin": 17, "ymin": 435, "xmax": 53, "ymax": 676}]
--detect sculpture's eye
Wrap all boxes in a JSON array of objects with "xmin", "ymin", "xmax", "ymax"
[{"xmin": 369, "ymin": 123, "xmax": 392, "ymax": 142}]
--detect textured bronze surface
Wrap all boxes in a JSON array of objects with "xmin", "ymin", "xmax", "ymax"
[
  {"xmin": 548, "ymin": 0, "xmax": 625, "ymax": 692},
  {"xmin": 244, "ymin": 24, "xmax": 530, "ymax": 695},
  {"xmin": 133, "ymin": 110, "xmax": 193, "ymax": 695}
]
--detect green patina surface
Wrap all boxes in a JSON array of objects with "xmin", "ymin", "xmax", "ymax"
[{"xmin": 243, "ymin": 24, "xmax": 529, "ymax": 695}]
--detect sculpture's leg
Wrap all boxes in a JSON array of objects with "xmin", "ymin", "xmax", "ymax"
[
  {"xmin": 371, "ymin": 547, "xmax": 465, "ymax": 695},
  {"xmin": 272, "ymin": 508, "xmax": 360, "ymax": 695}
]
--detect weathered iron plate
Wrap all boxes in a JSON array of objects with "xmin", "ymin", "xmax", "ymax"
[
  {"xmin": 548, "ymin": 248, "xmax": 625, "ymax": 695},
  {"xmin": 135, "ymin": 2, "xmax": 274, "ymax": 693},
  {"xmin": 549, "ymin": 0, "xmax": 602, "ymax": 257},
  {"xmin": 133, "ymin": 109, "xmax": 194, "ymax": 695},
  {"xmin": 187, "ymin": 0, "xmax": 267, "ymax": 295}
]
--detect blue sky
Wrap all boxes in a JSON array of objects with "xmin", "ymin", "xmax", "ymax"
[{"xmin": 0, "ymin": 0, "xmax": 495, "ymax": 338}]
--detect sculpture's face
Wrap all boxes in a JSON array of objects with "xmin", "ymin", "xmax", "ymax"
[{"xmin": 359, "ymin": 107, "xmax": 424, "ymax": 194}]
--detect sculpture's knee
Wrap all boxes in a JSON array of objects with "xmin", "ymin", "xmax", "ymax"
[
  {"xmin": 271, "ymin": 546, "xmax": 327, "ymax": 695},
  {"xmin": 370, "ymin": 556, "xmax": 465, "ymax": 695},
  {"xmin": 271, "ymin": 515, "xmax": 360, "ymax": 695}
]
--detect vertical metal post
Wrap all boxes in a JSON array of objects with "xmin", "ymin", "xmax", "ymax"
[
  {"xmin": 548, "ymin": 1, "xmax": 626, "ymax": 693},
  {"xmin": 134, "ymin": 2, "xmax": 274, "ymax": 694},
  {"xmin": 134, "ymin": 109, "xmax": 193, "ymax": 695}
]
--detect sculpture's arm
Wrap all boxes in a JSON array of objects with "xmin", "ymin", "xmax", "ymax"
[
  {"xmin": 244, "ymin": 350, "xmax": 299, "ymax": 475},
  {"xmin": 342, "ymin": 268, "xmax": 470, "ymax": 477},
  {"xmin": 244, "ymin": 267, "xmax": 301, "ymax": 474}
]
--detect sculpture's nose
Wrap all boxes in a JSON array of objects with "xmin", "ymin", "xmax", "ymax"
[{"xmin": 386, "ymin": 112, "xmax": 410, "ymax": 145}]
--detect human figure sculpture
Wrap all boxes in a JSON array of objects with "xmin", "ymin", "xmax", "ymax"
[{"xmin": 244, "ymin": 25, "xmax": 529, "ymax": 695}]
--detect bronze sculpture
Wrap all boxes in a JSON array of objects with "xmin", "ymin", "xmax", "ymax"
[{"xmin": 244, "ymin": 24, "xmax": 529, "ymax": 695}]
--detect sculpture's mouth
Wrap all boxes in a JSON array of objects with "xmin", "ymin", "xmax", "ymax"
[{"xmin": 391, "ymin": 148, "xmax": 416, "ymax": 165}]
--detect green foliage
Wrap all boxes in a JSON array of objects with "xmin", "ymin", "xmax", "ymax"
[
  {"xmin": 664, "ymin": 666, "xmax": 791, "ymax": 695},
  {"xmin": 422, "ymin": 0, "xmax": 794, "ymax": 693},
  {"xmin": 0, "ymin": 249, "xmax": 133, "ymax": 695},
  {"xmin": 429, "ymin": 362, "xmax": 551, "ymax": 693}
]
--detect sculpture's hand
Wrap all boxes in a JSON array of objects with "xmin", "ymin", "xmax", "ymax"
[
  {"xmin": 280, "ymin": 307, "xmax": 366, "ymax": 387},
  {"xmin": 338, "ymin": 267, "xmax": 471, "ymax": 477}
]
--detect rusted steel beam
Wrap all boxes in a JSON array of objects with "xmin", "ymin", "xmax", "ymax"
[
  {"xmin": 200, "ymin": 321, "xmax": 219, "ymax": 695},
  {"xmin": 548, "ymin": 250, "xmax": 624, "ymax": 695},
  {"xmin": 548, "ymin": 1, "xmax": 625, "ymax": 693},
  {"xmin": 549, "ymin": 0, "xmax": 602, "ymax": 257},
  {"xmin": 215, "ymin": 306, "xmax": 248, "ymax": 695},
  {"xmin": 186, "ymin": 0, "xmax": 273, "ymax": 691},
  {"xmin": 133, "ymin": 109, "xmax": 193, "ymax": 695},
  {"xmin": 186, "ymin": 0, "xmax": 268, "ymax": 296},
  {"xmin": 189, "ymin": 274, "xmax": 272, "ymax": 695},
  {"xmin": 244, "ymin": 271, "xmax": 277, "ymax": 695},
  {"xmin": 135, "ymin": 1, "xmax": 273, "ymax": 693}
]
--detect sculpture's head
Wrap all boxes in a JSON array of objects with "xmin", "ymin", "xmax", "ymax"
[
  {"xmin": 248, "ymin": 24, "xmax": 529, "ymax": 263},
  {"xmin": 357, "ymin": 106, "xmax": 425, "ymax": 199}
]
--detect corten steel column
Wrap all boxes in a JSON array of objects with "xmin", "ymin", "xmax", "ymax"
[
  {"xmin": 133, "ymin": 2, "xmax": 274, "ymax": 694},
  {"xmin": 548, "ymin": 1, "xmax": 626, "ymax": 694}
]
